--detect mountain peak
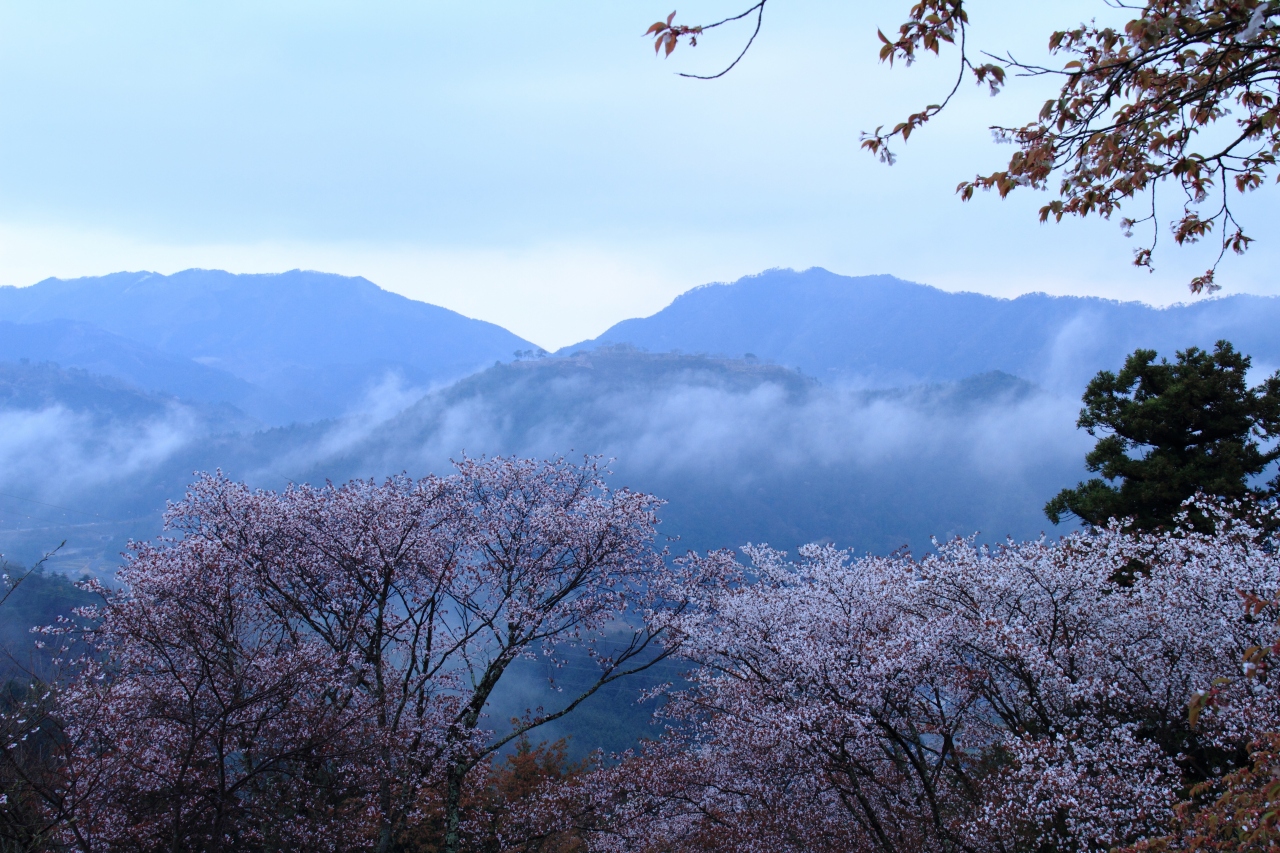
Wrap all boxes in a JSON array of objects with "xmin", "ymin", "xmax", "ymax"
[
  {"xmin": 560, "ymin": 268, "xmax": 1280, "ymax": 391},
  {"xmin": 0, "ymin": 269, "xmax": 535, "ymax": 423}
]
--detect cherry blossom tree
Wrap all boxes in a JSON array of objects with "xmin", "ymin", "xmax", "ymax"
[
  {"xmin": 1123, "ymin": 510, "xmax": 1280, "ymax": 852},
  {"xmin": 586, "ymin": 499, "xmax": 1280, "ymax": 853},
  {"xmin": 1122, "ymin": 732, "xmax": 1280, "ymax": 852},
  {"xmin": 20, "ymin": 457, "xmax": 678, "ymax": 853},
  {"xmin": 53, "ymin": 535, "xmax": 363, "ymax": 853},
  {"xmin": 175, "ymin": 457, "xmax": 677, "ymax": 853},
  {"xmin": 20, "ymin": 463, "xmax": 1280, "ymax": 852},
  {"xmin": 428, "ymin": 457, "xmax": 672, "ymax": 853},
  {"xmin": 164, "ymin": 469, "xmax": 475, "ymax": 852}
]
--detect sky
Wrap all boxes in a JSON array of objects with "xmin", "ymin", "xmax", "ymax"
[{"xmin": 1, "ymin": 0, "xmax": 1278, "ymax": 351}]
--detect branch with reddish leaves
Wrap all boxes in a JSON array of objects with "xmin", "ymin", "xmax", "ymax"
[
  {"xmin": 645, "ymin": 3, "xmax": 767, "ymax": 80},
  {"xmin": 650, "ymin": 0, "xmax": 1280, "ymax": 293}
]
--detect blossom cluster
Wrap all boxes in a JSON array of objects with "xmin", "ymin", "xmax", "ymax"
[
  {"xmin": 1, "ymin": 456, "xmax": 674, "ymax": 853},
  {"xmin": 8, "ymin": 473, "xmax": 1279, "ymax": 853},
  {"xmin": 584, "ymin": 499, "xmax": 1280, "ymax": 853}
]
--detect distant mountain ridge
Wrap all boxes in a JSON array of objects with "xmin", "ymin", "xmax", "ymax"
[
  {"xmin": 298, "ymin": 350, "xmax": 1067, "ymax": 557},
  {"xmin": 564, "ymin": 268, "xmax": 1280, "ymax": 391},
  {"xmin": 0, "ymin": 320, "xmax": 258, "ymax": 410},
  {"xmin": 0, "ymin": 269, "xmax": 535, "ymax": 423},
  {"xmin": 8, "ymin": 267, "xmax": 1277, "ymax": 425},
  {"xmin": 0, "ymin": 346, "xmax": 1072, "ymax": 573},
  {"xmin": 4, "ymin": 264, "xmax": 1280, "ymax": 572}
]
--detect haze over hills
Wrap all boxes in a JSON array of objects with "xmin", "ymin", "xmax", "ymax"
[
  {"xmin": 0, "ymin": 360, "xmax": 264, "ymax": 571},
  {"xmin": 0, "ymin": 269, "xmax": 536, "ymax": 423},
  {"xmin": 2, "ymin": 265, "xmax": 1275, "ymax": 756},
  {"xmin": 0, "ymin": 350, "xmax": 1088, "ymax": 573},
  {"xmin": 306, "ymin": 350, "xmax": 1086, "ymax": 556},
  {"xmin": 2, "ymin": 265, "xmax": 1278, "ymax": 575},
  {"xmin": 0, "ymin": 320, "xmax": 258, "ymax": 412},
  {"xmin": 566, "ymin": 268, "xmax": 1280, "ymax": 390}
]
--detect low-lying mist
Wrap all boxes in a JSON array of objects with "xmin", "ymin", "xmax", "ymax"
[
  {"xmin": 285, "ymin": 353, "xmax": 1091, "ymax": 555},
  {"xmin": 0, "ymin": 352, "xmax": 1091, "ymax": 574}
]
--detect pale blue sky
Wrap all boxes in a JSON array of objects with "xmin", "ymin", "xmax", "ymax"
[{"xmin": 1, "ymin": 1, "xmax": 1277, "ymax": 349}]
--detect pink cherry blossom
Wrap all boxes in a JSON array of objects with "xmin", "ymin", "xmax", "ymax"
[
  {"xmin": 585, "ymin": 499, "xmax": 1280, "ymax": 853},
  {"xmin": 15, "ymin": 457, "xmax": 677, "ymax": 853}
]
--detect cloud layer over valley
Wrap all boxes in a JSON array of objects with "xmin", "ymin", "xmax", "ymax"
[{"xmin": 10, "ymin": 266, "xmax": 1279, "ymax": 574}]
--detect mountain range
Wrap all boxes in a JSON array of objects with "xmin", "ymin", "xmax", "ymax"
[
  {"xmin": 1, "ymin": 265, "xmax": 1277, "ymax": 576},
  {"xmin": 0, "ymin": 269, "xmax": 535, "ymax": 424},
  {"xmin": 566, "ymin": 268, "xmax": 1280, "ymax": 391},
  {"xmin": 5, "ymin": 264, "xmax": 1279, "ymax": 757}
]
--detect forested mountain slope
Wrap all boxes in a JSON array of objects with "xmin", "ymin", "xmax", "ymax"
[
  {"xmin": 286, "ymin": 350, "xmax": 1088, "ymax": 556},
  {"xmin": 567, "ymin": 268, "xmax": 1280, "ymax": 391},
  {"xmin": 5, "ymin": 266, "xmax": 1276, "ymax": 574},
  {"xmin": 0, "ymin": 320, "xmax": 256, "ymax": 409},
  {"xmin": 0, "ymin": 351, "xmax": 1088, "ymax": 574},
  {"xmin": 0, "ymin": 269, "xmax": 536, "ymax": 423},
  {"xmin": 0, "ymin": 361, "xmax": 259, "ymax": 572}
]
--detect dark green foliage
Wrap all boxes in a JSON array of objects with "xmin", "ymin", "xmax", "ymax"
[
  {"xmin": 0, "ymin": 679, "xmax": 64, "ymax": 853},
  {"xmin": 1045, "ymin": 341, "xmax": 1280, "ymax": 530},
  {"xmin": 0, "ymin": 566, "xmax": 86, "ymax": 853},
  {"xmin": 0, "ymin": 564, "xmax": 94, "ymax": 683}
]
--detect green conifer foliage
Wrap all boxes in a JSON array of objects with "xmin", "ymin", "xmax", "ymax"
[{"xmin": 1046, "ymin": 341, "xmax": 1280, "ymax": 530}]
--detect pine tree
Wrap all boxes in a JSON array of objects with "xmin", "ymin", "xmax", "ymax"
[{"xmin": 1045, "ymin": 341, "xmax": 1280, "ymax": 530}]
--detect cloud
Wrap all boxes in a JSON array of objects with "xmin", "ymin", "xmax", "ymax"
[
  {"xmin": 0, "ymin": 404, "xmax": 198, "ymax": 502},
  {"xmin": 0, "ymin": 359, "xmax": 1095, "ymax": 565},
  {"xmin": 371, "ymin": 376, "xmax": 1089, "ymax": 484},
  {"xmin": 269, "ymin": 366, "xmax": 1094, "ymax": 554}
]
